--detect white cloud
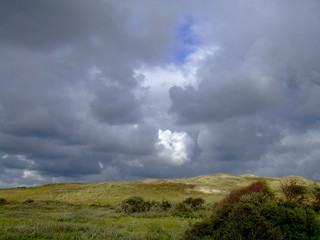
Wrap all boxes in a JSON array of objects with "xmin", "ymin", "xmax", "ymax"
[
  {"xmin": 22, "ymin": 170, "xmax": 44, "ymax": 182},
  {"xmin": 156, "ymin": 129, "xmax": 194, "ymax": 166}
]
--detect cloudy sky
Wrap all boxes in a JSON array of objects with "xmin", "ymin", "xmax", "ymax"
[{"xmin": 1, "ymin": 0, "xmax": 320, "ymax": 187}]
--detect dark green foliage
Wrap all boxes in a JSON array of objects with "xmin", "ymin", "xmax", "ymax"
[
  {"xmin": 119, "ymin": 197, "xmax": 173, "ymax": 213},
  {"xmin": 120, "ymin": 196, "xmax": 150, "ymax": 213},
  {"xmin": 184, "ymin": 183, "xmax": 320, "ymax": 240},
  {"xmin": 281, "ymin": 179, "xmax": 306, "ymax": 204},
  {"xmin": 161, "ymin": 200, "xmax": 172, "ymax": 211},
  {"xmin": 312, "ymin": 184, "xmax": 320, "ymax": 211},
  {"xmin": 183, "ymin": 197, "xmax": 205, "ymax": 210},
  {"xmin": 0, "ymin": 197, "xmax": 7, "ymax": 204}
]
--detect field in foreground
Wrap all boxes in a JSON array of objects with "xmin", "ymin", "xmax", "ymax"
[{"xmin": 0, "ymin": 201, "xmax": 200, "ymax": 240}]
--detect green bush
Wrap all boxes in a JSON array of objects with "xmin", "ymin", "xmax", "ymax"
[
  {"xmin": 183, "ymin": 197, "xmax": 205, "ymax": 210},
  {"xmin": 119, "ymin": 196, "xmax": 149, "ymax": 213},
  {"xmin": 0, "ymin": 198, "xmax": 7, "ymax": 204},
  {"xmin": 160, "ymin": 200, "xmax": 172, "ymax": 211},
  {"xmin": 184, "ymin": 184, "xmax": 320, "ymax": 240},
  {"xmin": 312, "ymin": 184, "xmax": 320, "ymax": 211},
  {"xmin": 118, "ymin": 197, "xmax": 173, "ymax": 213},
  {"xmin": 281, "ymin": 179, "xmax": 306, "ymax": 204}
]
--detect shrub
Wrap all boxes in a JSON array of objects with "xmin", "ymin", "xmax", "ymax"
[
  {"xmin": 118, "ymin": 197, "xmax": 173, "ymax": 213},
  {"xmin": 0, "ymin": 198, "xmax": 7, "ymax": 204},
  {"xmin": 160, "ymin": 200, "xmax": 172, "ymax": 211},
  {"xmin": 174, "ymin": 202, "xmax": 189, "ymax": 213},
  {"xmin": 119, "ymin": 196, "xmax": 149, "ymax": 213},
  {"xmin": 184, "ymin": 184, "xmax": 320, "ymax": 240},
  {"xmin": 182, "ymin": 197, "xmax": 205, "ymax": 210},
  {"xmin": 312, "ymin": 184, "xmax": 320, "ymax": 211},
  {"xmin": 219, "ymin": 180, "xmax": 274, "ymax": 206},
  {"xmin": 23, "ymin": 199, "xmax": 34, "ymax": 204},
  {"xmin": 281, "ymin": 179, "xmax": 306, "ymax": 204}
]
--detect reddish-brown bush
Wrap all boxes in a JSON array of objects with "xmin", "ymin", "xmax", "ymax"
[
  {"xmin": 220, "ymin": 180, "xmax": 273, "ymax": 206},
  {"xmin": 23, "ymin": 199, "xmax": 34, "ymax": 203}
]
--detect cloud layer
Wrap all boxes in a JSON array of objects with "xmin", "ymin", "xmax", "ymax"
[{"xmin": 1, "ymin": 0, "xmax": 320, "ymax": 187}]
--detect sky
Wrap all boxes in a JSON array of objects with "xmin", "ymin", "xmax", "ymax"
[{"xmin": 1, "ymin": 0, "xmax": 320, "ymax": 187}]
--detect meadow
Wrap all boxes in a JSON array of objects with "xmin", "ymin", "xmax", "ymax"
[
  {"xmin": 0, "ymin": 201, "xmax": 201, "ymax": 239},
  {"xmin": 1, "ymin": 174, "xmax": 319, "ymax": 239}
]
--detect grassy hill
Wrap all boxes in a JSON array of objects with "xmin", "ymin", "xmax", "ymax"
[
  {"xmin": 1, "ymin": 174, "xmax": 320, "ymax": 239},
  {"xmin": 0, "ymin": 173, "xmax": 319, "ymax": 206}
]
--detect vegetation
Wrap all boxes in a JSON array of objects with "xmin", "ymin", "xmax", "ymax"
[
  {"xmin": 0, "ymin": 200, "xmax": 200, "ymax": 240},
  {"xmin": 1, "ymin": 174, "xmax": 318, "ymax": 206},
  {"xmin": 218, "ymin": 180, "xmax": 274, "ymax": 205},
  {"xmin": 184, "ymin": 181, "xmax": 320, "ymax": 240},
  {"xmin": 313, "ymin": 184, "xmax": 320, "ymax": 211},
  {"xmin": 0, "ymin": 174, "xmax": 319, "ymax": 239},
  {"xmin": 281, "ymin": 179, "xmax": 307, "ymax": 204},
  {"xmin": 182, "ymin": 197, "xmax": 205, "ymax": 210}
]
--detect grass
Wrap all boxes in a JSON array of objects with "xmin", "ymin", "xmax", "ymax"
[
  {"xmin": 1, "ymin": 174, "xmax": 318, "ymax": 206},
  {"xmin": 0, "ymin": 174, "xmax": 319, "ymax": 239},
  {"xmin": 0, "ymin": 201, "xmax": 199, "ymax": 239}
]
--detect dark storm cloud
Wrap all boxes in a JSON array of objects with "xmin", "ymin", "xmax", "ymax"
[
  {"xmin": 1, "ymin": 0, "xmax": 320, "ymax": 187},
  {"xmin": 198, "ymin": 118, "xmax": 281, "ymax": 162},
  {"xmin": 91, "ymin": 85, "xmax": 142, "ymax": 125},
  {"xmin": 0, "ymin": 0, "xmax": 180, "ymax": 187},
  {"xmin": 0, "ymin": 0, "xmax": 127, "ymax": 50},
  {"xmin": 170, "ymin": 0, "xmax": 320, "ymax": 125},
  {"xmin": 169, "ymin": 78, "xmax": 276, "ymax": 124},
  {"xmin": 168, "ymin": 0, "xmax": 320, "ymax": 179},
  {"xmin": 2, "ymin": 155, "xmax": 32, "ymax": 170}
]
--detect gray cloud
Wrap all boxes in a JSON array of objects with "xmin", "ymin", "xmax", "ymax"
[
  {"xmin": 1, "ymin": 0, "xmax": 320, "ymax": 187},
  {"xmin": 169, "ymin": 77, "xmax": 278, "ymax": 124},
  {"xmin": 91, "ymin": 85, "xmax": 142, "ymax": 125},
  {"xmin": 168, "ymin": 0, "xmax": 320, "ymax": 178}
]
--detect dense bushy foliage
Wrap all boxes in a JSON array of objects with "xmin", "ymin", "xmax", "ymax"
[
  {"xmin": 118, "ymin": 197, "xmax": 174, "ymax": 213},
  {"xmin": 119, "ymin": 197, "xmax": 150, "ymax": 213},
  {"xmin": 0, "ymin": 198, "xmax": 7, "ymax": 204},
  {"xmin": 118, "ymin": 196, "xmax": 205, "ymax": 215},
  {"xmin": 183, "ymin": 197, "xmax": 205, "ymax": 210},
  {"xmin": 281, "ymin": 179, "xmax": 307, "ymax": 204},
  {"xmin": 219, "ymin": 180, "xmax": 274, "ymax": 206},
  {"xmin": 184, "ymin": 181, "xmax": 320, "ymax": 240},
  {"xmin": 312, "ymin": 185, "xmax": 320, "ymax": 211}
]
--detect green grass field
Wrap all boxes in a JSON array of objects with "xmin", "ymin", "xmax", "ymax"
[
  {"xmin": 0, "ymin": 201, "xmax": 201, "ymax": 239},
  {"xmin": 0, "ymin": 173, "xmax": 319, "ymax": 239}
]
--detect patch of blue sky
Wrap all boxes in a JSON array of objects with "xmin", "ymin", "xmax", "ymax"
[{"xmin": 164, "ymin": 16, "xmax": 199, "ymax": 65}]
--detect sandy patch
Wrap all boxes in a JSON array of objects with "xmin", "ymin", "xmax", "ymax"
[
  {"xmin": 239, "ymin": 174, "xmax": 258, "ymax": 178},
  {"xmin": 194, "ymin": 186, "xmax": 227, "ymax": 194}
]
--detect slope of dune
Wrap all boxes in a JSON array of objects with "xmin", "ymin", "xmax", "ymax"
[{"xmin": 0, "ymin": 174, "xmax": 318, "ymax": 206}]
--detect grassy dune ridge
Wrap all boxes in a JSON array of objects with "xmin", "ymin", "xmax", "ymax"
[{"xmin": 1, "ymin": 173, "xmax": 318, "ymax": 205}]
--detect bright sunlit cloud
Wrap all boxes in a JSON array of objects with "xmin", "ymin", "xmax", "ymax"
[{"xmin": 156, "ymin": 129, "xmax": 194, "ymax": 166}]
